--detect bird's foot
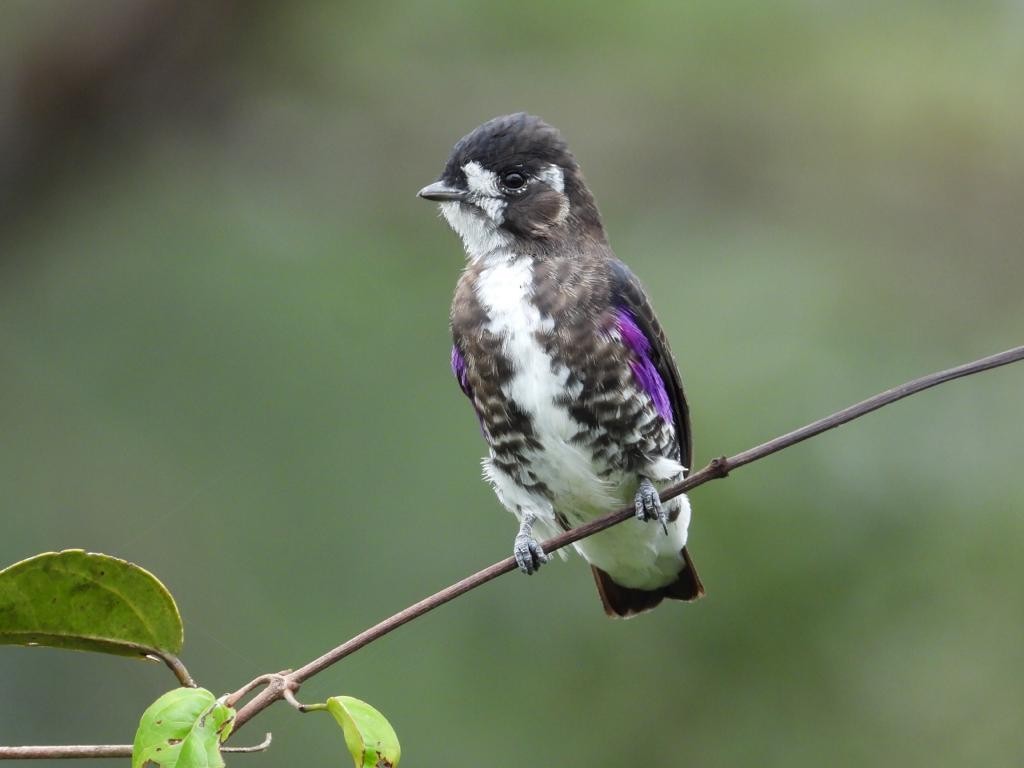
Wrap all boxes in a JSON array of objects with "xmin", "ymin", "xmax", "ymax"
[
  {"xmin": 513, "ymin": 514, "xmax": 549, "ymax": 575},
  {"xmin": 635, "ymin": 477, "xmax": 669, "ymax": 535}
]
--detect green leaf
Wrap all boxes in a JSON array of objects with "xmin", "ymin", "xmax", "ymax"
[
  {"xmin": 0, "ymin": 550, "xmax": 183, "ymax": 658},
  {"xmin": 132, "ymin": 687, "xmax": 235, "ymax": 768},
  {"xmin": 326, "ymin": 696, "xmax": 401, "ymax": 768}
]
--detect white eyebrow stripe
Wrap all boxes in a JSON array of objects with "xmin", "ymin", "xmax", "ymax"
[{"xmin": 536, "ymin": 164, "xmax": 564, "ymax": 193}]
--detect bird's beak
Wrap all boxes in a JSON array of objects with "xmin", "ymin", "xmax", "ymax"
[{"xmin": 417, "ymin": 181, "xmax": 469, "ymax": 202}]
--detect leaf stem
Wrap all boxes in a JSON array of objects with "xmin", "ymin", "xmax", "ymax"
[{"xmin": 147, "ymin": 650, "xmax": 195, "ymax": 688}]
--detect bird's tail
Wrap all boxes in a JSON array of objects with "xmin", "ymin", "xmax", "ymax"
[{"xmin": 591, "ymin": 547, "xmax": 704, "ymax": 618}]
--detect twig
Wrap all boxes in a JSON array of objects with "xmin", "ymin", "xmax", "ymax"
[
  {"xmin": 222, "ymin": 733, "xmax": 273, "ymax": 754},
  {"xmin": 0, "ymin": 732, "xmax": 273, "ymax": 760},
  {"xmin": 227, "ymin": 343, "xmax": 1024, "ymax": 732},
  {"xmin": 3, "ymin": 343, "xmax": 1022, "ymax": 758},
  {"xmin": 0, "ymin": 745, "xmax": 131, "ymax": 760},
  {"xmin": 223, "ymin": 672, "xmax": 288, "ymax": 709}
]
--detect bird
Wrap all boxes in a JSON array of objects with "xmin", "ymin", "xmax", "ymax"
[{"xmin": 418, "ymin": 113, "xmax": 703, "ymax": 617}]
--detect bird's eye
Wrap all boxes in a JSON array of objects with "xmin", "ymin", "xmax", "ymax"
[{"xmin": 502, "ymin": 171, "xmax": 526, "ymax": 190}]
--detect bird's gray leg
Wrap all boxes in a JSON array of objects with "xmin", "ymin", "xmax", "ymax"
[
  {"xmin": 513, "ymin": 512, "xmax": 549, "ymax": 575},
  {"xmin": 635, "ymin": 477, "xmax": 669, "ymax": 534}
]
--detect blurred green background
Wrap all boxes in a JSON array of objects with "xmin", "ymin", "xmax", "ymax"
[{"xmin": 1, "ymin": 1, "xmax": 1022, "ymax": 766}]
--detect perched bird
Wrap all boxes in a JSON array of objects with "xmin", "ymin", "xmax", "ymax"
[{"xmin": 419, "ymin": 113, "xmax": 703, "ymax": 617}]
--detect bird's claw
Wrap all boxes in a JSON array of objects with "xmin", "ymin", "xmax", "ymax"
[
  {"xmin": 513, "ymin": 534, "xmax": 548, "ymax": 575},
  {"xmin": 635, "ymin": 478, "xmax": 669, "ymax": 535}
]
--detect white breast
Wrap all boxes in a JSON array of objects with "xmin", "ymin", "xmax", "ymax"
[{"xmin": 474, "ymin": 255, "xmax": 618, "ymax": 510}]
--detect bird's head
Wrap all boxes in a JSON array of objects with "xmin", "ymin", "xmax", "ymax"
[{"xmin": 418, "ymin": 113, "xmax": 604, "ymax": 259}]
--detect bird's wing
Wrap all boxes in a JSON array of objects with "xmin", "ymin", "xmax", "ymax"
[
  {"xmin": 608, "ymin": 259, "xmax": 692, "ymax": 473},
  {"xmin": 450, "ymin": 343, "xmax": 473, "ymax": 400}
]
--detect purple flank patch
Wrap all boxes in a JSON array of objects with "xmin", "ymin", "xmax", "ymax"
[
  {"xmin": 451, "ymin": 344, "xmax": 472, "ymax": 398},
  {"xmin": 616, "ymin": 308, "xmax": 672, "ymax": 423},
  {"xmin": 452, "ymin": 344, "xmax": 486, "ymax": 435}
]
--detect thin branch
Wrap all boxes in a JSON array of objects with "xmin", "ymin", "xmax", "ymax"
[
  {"xmin": 718, "ymin": 344, "xmax": 1024, "ymax": 473},
  {"xmin": 3, "ymin": 343, "xmax": 1021, "ymax": 759},
  {"xmin": 0, "ymin": 733, "xmax": 273, "ymax": 761},
  {"xmin": 228, "ymin": 343, "xmax": 1024, "ymax": 732},
  {"xmin": 223, "ymin": 672, "xmax": 287, "ymax": 709},
  {"xmin": 222, "ymin": 733, "xmax": 272, "ymax": 754},
  {"xmin": 0, "ymin": 745, "xmax": 131, "ymax": 760}
]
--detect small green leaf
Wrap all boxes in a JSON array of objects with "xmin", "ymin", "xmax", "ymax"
[
  {"xmin": 326, "ymin": 696, "xmax": 401, "ymax": 768},
  {"xmin": 132, "ymin": 687, "xmax": 234, "ymax": 768},
  {"xmin": 0, "ymin": 550, "xmax": 183, "ymax": 658}
]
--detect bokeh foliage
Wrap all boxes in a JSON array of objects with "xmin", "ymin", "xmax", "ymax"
[{"xmin": 1, "ymin": 1, "xmax": 1022, "ymax": 766}]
